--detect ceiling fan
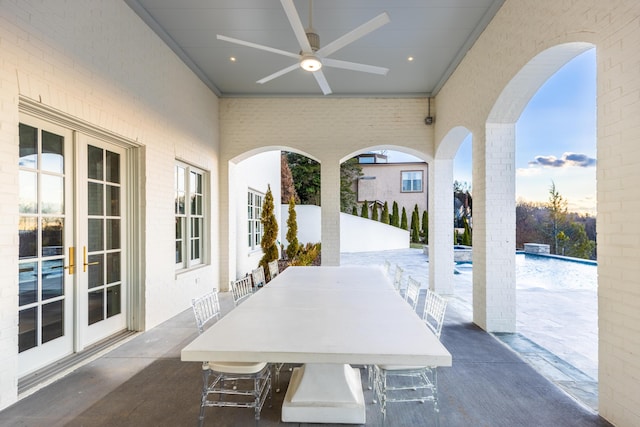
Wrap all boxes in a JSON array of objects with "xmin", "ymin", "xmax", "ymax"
[{"xmin": 216, "ymin": 0, "xmax": 390, "ymax": 95}]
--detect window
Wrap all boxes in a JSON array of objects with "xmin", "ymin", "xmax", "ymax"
[
  {"xmin": 175, "ymin": 162, "xmax": 206, "ymax": 269},
  {"xmin": 248, "ymin": 190, "xmax": 263, "ymax": 251},
  {"xmin": 401, "ymin": 170, "xmax": 423, "ymax": 192}
]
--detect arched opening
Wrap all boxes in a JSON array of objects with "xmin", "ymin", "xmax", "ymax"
[
  {"xmin": 482, "ymin": 42, "xmax": 598, "ymax": 408},
  {"xmin": 227, "ymin": 147, "xmax": 319, "ymax": 284},
  {"xmin": 512, "ymin": 47, "xmax": 598, "ymax": 407}
]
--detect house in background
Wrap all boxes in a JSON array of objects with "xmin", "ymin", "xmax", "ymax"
[{"xmin": 355, "ymin": 153, "xmax": 429, "ymax": 218}]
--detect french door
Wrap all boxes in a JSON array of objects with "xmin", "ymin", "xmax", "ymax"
[{"xmin": 18, "ymin": 115, "xmax": 128, "ymax": 376}]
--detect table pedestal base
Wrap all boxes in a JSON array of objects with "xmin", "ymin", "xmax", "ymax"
[{"xmin": 281, "ymin": 363, "xmax": 365, "ymax": 424}]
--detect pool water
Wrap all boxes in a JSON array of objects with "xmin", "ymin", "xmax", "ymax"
[
  {"xmin": 515, "ymin": 253, "xmax": 596, "ymax": 291},
  {"xmin": 454, "ymin": 252, "xmax": 598, "ymax": 380}
]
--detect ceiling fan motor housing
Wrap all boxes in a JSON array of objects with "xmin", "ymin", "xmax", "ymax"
[{"xmin": 306, "ymin": 31, "xmax": 320, "ymax": 51}]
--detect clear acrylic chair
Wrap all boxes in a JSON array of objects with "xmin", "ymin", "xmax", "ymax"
[
  {"xmin": 404, "ymin": 276, "xmax": 421, "ymax": 311},
  {"xmin": 191, "ymin": 290, "xmax": 272, "ymax": 427},
  {"xmin": 267, "ymin": 260, "xmax": 279, "ymax": 281},
  {"xmin": 251, "ymin": 266, "xmax": 266, "ymax": 289},
  {"xmin": 393, "ymin": 265, "xmax": 404, "ymax": 294},
  {"xmin": 373, "ymin": 288, "xmax": 448, "ymax": 426},
  {"xmin": 232, "ymin": 276, "xmax": 253, "ymax": 306},
  {"xmin": 383, "ymin": 259, "xmax": 392, "ymax": 275}
]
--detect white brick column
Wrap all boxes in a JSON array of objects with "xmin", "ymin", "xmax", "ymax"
[
  {"xmin": 472, "ymin": 124, "xmax": 516, "ymax": 332},
  {"xmin": 321, "ymin": 158, "xmax": 341, "ymax": 266},
  {"xmin": 218, "ymin": 159, "xmax": 241, "ymax": 292},
  {"xmin": 429, "ymin": 158, "xmax": 455, "ymax": 294}
]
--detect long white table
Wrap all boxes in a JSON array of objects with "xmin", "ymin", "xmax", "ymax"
[{"xmin": 181, "ymin": 266, "xmax": 452, "ymax": 424}]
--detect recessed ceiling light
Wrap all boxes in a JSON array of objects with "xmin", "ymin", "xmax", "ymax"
[
  {"xmin": 230, "ymin": 56, "xmax": 237, "ymax": 62},
  {"xmin": 407, "ymin": 56, "xmax": 414, "ymax": 62}
]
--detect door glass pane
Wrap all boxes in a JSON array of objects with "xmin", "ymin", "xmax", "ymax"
[
  {"xmin": 88, "ymin": 145, "xmax": 103, "ymax": 180},
  {"xmin": 19, "ymin": 261, "xmax": 38, "ymax": 305},
  {"xmin": 41, "ymin": 174, "xmax": 64, "ymax": 214},
  {"xmin": 106, "ymin": 219, "xmax": 120, "ymax": 250},
  {"xmin": 41, "ymin": 131, "xmax": 64, "ymax": 173},
  {"xmin": 42, "ymin": 259, "xmax": 64, "ymax": 300},
  {"xmin": 19, "ymin": 217, "xmax": 38, "ymax": 259},
  {"xmin": 42, "ymin": 217, "xmax": 64, "ymax": 257},
  {"xmin": 19, "ymin": 307, "xmax": 37, "ymax": 352},
  {"xmin": 19, "ymin": 171, "xmax": 37, "ymax": 213},
  {"xmin": 88, "ymin": 182, "xmax": 103, "ymax": 215},
  {"xmin": 191, "ymin": 194, "xmax": 202, "ymax": 216},
  {"xmin": 88, "ymin": 219, "xmax": 104, "ymax": 251},
  {"xmin": 88, "ymin": 290, "xmax": 104, "ymax": 325},
  {"xmin": 105, "ymin": 151, "xmax": 120, "ymax": 184},
  {"xmin": 106, "ymin": 185, "xmax": 120, "ymax": 216},
  {"xmin": 88, "ymin": 254, "xmax": 103, "ymax": 288},
  {"xmin": 106, "ymin": 285, "xmax": 121, "ymax": 318},
  {"xmin": 41, "ymin": 300, "xmax": 64, "ymax": 344},
  {"xmin": 19, "ymin": 124, "xmax": 38, "ymax": 169},
  {"xmin": 107, "ymin": 252, "xmax": 121, "ymax": 284}
]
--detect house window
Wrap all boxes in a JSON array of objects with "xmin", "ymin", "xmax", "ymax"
[
  {"xmin": 401, "ymin": 171, "xmax": 423, "ymax": 192},
  {"xmin": 248, "ymin": 190, "xmax": 263, "ymax": 251},
  {"xmin": 175, "ymin": 162, "xmax": 206, "ymax": 269}
]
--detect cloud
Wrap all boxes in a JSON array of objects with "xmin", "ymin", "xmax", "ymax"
[{"xmin": 528, "ymin": 152, "xmax": 596, "ymax": 168}]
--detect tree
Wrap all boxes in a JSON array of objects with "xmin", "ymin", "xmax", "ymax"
[
  {"xmin": 410, "ymin": 208, "xmax": 419, "ymax": 243},
  {"xmin": 411, "ymin": 209, "xmax": 420, "ymax": 243},
  {"xmin": 360, "ymin": 200, "xmax": 369, "ymax": 219},
  {"xmin": 285, "ymin": 152, "xmax": 363, "ymax": 211},
  {"xmin": 285, "ymin": 195, "xmax": 299, "ymax": 260},
  {"xmin": 461, "ymin": 215, "xmax": 472, "ymax": 246},
  {"xmin": 371, "ymin": 202, "xmax": 379, "ymax": 221},
  {"xmin": 391, "ymin": 201, "xmax": 400, "ymax": 227},
  {"xmin": 286, "ymin": 152, "xmax": 321, "ymax": 205},
  {"xmin": 400, "ymin": 207, "xmax": 408, "ymax": 230},
  {"xmin": 547, "ymin": 181, "xmax": 568, "ymax": 255},
  {"xmin": 260, "ymin": 185, "xmax": 279, "ymax": 270},
  {"xmin": 381, "ymin": 202, "xmax": 390, "ymax": 225},
  {"xmin": 351, "ymin": 206, "xmax": 358, "ymax": 216},
  {"xmin": 340, "ymin": 157, "xmax": 363, "ymax": 213},
  {"xmin": 281, "ymin": 153, "xmax": 298, "ymax": 204},
  {"xmin": 421, "ymin": 210, "xmax": 428, "ymax": 244}
]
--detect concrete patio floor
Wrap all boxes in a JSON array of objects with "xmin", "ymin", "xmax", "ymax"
[{"xmin": 0, "ymin": 248, "xmax": 605, "ymax": 426}]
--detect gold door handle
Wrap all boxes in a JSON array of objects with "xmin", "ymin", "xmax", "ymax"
[
  {"xmin": 64, "ymin": 247, "xmax": 75, "ymax": 275},
  {"xmin": 83, "ymin": 246, "xmax": 100, "ymax": 272}
]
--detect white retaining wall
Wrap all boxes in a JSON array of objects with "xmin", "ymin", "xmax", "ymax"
[{"xmin": 280, "ymin": 205, "xmax": 409, "ymax": 253}]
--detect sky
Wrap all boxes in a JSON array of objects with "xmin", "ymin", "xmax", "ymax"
[{"xmin": 453, "ymin": 48, "xmax": 597, "ymax": 216}]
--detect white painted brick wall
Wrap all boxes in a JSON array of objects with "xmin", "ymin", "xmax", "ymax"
[
  {"xmin": 0, "ymin": 0, "xmax": 219, "ymax": 409},
  {"xmin": 219, "ymin": 98, "xmax": 434, "ymax": 283},
  {"xmin": 434, "ymin": 0, "xmax": 640, "ymax": 424}
]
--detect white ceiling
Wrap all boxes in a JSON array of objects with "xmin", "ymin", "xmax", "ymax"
[{"xmin": 125, "ymin": 0, "xmax": 504, "ymax": 97}]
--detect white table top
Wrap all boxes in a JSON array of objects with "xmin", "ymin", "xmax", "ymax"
[{"xmin": 181, "ymin": 266, "xmax": 452, "ymax": 367}]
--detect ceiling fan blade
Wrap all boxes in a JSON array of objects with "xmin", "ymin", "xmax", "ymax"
[
  {"xmin": 257, "ymin": 63, "xmax": 300, "ymax": 84},
  {"xmin": 217, "ymin": 34, "xmax": 300, "ymax": 60},
  {"xmin": 313, "ymin": 70, "xmax": 332, "ymax": 95},
  {"xmin": 316, "ymin": 12, "xmax": 390, "ymax": 58},
  {"xmin": 322, "ymin": 58, "xmax": 389, "ymax": 75},
  {"xmin": 280, "ymin": 0, "xmax": 312, "ymax": 52}
]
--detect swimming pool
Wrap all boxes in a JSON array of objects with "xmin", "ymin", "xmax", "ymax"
[
  {"xmin": 454, "ymin": 252, "xmax": 598, "ymax": 380},
  {"xmin": 456, "ymin": 253, "xmax": 597, "ymax": 291}
]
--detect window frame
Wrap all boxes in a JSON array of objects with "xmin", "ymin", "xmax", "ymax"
[
  {"xmin": 401, "ymin": 170, "xmax": 424, "ymax": 193},
  {"xmin": 247, "ymin": 189, "xmax": 264, "ymax": 252},
  {"xmin": 175, "ymin": 161, "xmax": 207, "ymax": 271}
]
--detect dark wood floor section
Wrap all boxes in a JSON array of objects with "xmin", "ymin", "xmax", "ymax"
[{"xmin": 0, "ymin": 304, "xmax": 612, "ymax": 427}]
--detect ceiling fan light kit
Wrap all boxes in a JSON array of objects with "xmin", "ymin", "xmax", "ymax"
[
  {"xmin": 300, "ymin": 54, "xmax": 322, "ymax": 71},
  {"xmin": 216, "ymin": 0, "xmax": 390, "ymax": 95}
]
